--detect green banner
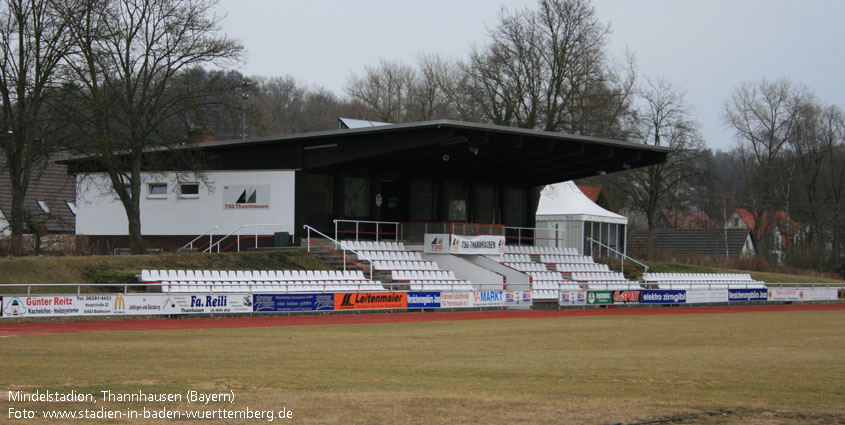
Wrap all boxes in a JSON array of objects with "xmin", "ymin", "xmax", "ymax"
[{"xmin": 587, "ymin": 291, "xmax": 613, "ymax": 305}]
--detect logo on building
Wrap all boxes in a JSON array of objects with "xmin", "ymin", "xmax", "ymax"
[{"xmin": 223, "ymin": 185, "xmax": 271, "ymax": 210}]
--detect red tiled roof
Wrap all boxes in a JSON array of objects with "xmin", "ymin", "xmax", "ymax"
[{"xmin": 578, "ymin": 185, "xmax": 601, "ymax": 202}]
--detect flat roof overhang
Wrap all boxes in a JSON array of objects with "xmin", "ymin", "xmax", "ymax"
[{"xmin": 62, "ymin": 120, "xmax": 670, "ymax": 184}]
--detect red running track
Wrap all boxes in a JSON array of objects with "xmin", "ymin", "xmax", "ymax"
[{"xmin": 1, "ymin": 304, "xmax": 843, "ymax": 337}]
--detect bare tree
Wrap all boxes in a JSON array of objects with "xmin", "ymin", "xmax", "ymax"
[
  {"xmin": 611, "ymin": 77, "xmax": 704, "ymax": 255},
  {"xmin": 345, "ymin": 59, "xmax": 416, "ymax": 123},
  {"xmin": 465, "ymin": 0, "xmax": 633, "ymax": 137},
  {"xmin": 0, "ymin": 0, "xmax": 70, "ymax": 236},
  {"xmin": 58, "ymin": 0, "xmax": 242, "ymax": 253}
]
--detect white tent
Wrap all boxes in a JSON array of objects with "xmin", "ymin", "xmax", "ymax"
[{"xmin": 535, "ymin": 181, "xmax": 628, "ymax": 256}]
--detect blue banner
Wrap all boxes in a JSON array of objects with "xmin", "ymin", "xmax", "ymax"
[
  {"xmin": 407, "ymin": 292, "xmax": 442, "ymax": 308},
  {"xmin": 640, "ymin": 290, "xmax": 686, "ymax": 304},
  {"xmin": 728, "ymin": 289, "xmax": 768, "ymax": 302},
  {"xmin": 253, "ymin": 293, "xmax": 335, "ymax": 312}
]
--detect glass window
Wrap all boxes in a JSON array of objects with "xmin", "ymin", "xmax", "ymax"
[
  {"xmin": 148, "ymin": 183, "xmax": 167, "ymax": 198},
  {"xmin": 66, "ymin": 201, "xmax": 77, "ymax": 215},
  {"xmin": 37, "ymin": 200, "xmax": 50, "ymax": 213},
  {"xmin": 445, "ymin": 182, "xmax": 467, "ymax": 221},
  {"xmin": 180, "ymin": 183, "xmax": 200, "ymax": 198},
  {"xmin": 409, "ymin": 180, "xmax": 435, "ymax": 221},
  {"xmin": 344, "ymin": 177, "xmax": 369, "ymax": 217},
  {"xmin": 473, "ymin": 184, "xmax": 495, "ymax": 224},
  {"xmin": 503, "ymin": 188, "xmax": 525, "ymax": 226},
  {"xmin": 306, "ymin": 174, "xmax": 333, "ymax": 217}
]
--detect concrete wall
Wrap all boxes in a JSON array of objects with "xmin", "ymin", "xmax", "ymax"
[{"xmin": 76, "ymin": 170, "xmax": 295, "ymax": 237}]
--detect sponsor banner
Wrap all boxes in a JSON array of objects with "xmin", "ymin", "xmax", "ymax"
[
  {"xmin": 728, "ymin": 288, "xmax": 768, "ymax": 302},
  {"xmin": 613, "ymin": 290, "xmax": 641, "ymax": 304},
  {"xmin": 768, "ymin": 288, "xmax": 801, "ymax": 302},
  {"xmin": 685, "ymin": 289, "xmax": 729, "ymax": 304},
  {"xmin": 449, "ymin": 234, "xmax": 506, "ymax": 255},
  {"xmin": 799, "ymin": 288, "xmax": 838, "ymax": 301},
  {"xmin": 407, "ymin": 292, "xmax": 442, "ymax": 308},
  {"xmin": 472, "ymin": 291, "xmax": 505, "ymax": 307},
  {"xmin": 640, "ymin": 290, "xmax": 686, "ymax": 304},
  {"xmin": 441, "ymin": 292, "xmax": 473, "ymax": 308},
  {"xmin": 223, "ymin": 184, "xmax": 271, "ymax": 210},
  {"xmin": 840, "ymin": 289, "xmax": 845, "ymax": 300},
  {"xmin": 586, "ymin": 291, "xmax": 613, "ymax": 305},
  {"xmin": 559, "ymin": 291, "xmax": 587, "ymax": 306},
  {"xmin": 505, "ymin": 290, "xmax": 532, "ymax": 306},
  {"xmin": 334, "ymin": 292, "xmax": 407, "ymax": 310},
  {"xmin": 1, "ymin": 294, "xmax": 188, "ymax": 318},
  {"xmin": 161, "ymin": 294, "xmax": 254, "ymax": 314},
  {"xmin": 252, "ymin": 293, "xmax": 334, "ymax": 312},
  {"xmin": 423, "ymin": 234, "xmax": 450, "ymax": 254}
]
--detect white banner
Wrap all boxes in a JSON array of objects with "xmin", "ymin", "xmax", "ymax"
[
  {"xmin": 449, "ymin": 234, "xmax": 506, "ymax": 255},
  {"xmin": 685, "ymin": 289, "xmax": 729, "ymax": 304},
  {"xmin": 1, "ymin": 294, "xmax": 254, "ymax": 318},
  {"xmin": 505, "ymin": 290, "xmax": 532, "ymax": 306},
  {"xmin": 799, "ymin": 288, "xmax": 839, "ymax": 301},
  {"xmin": 440, "ymin": 292, "xmax": 474, "ymax": 308},
  {"xmin": 768, "ymin": 288, "xmax": 802, "ymax": 301},
  {"xmin": 559, "ymin": 291, "xmax": 587, "ymax": 306},
  {"xmin": 423, "ymin": 233, "xmax": 450, "ymax": 254},
  {"xmin": 471, "ymin": 291, "xmax": 505, "ymax": 307}
]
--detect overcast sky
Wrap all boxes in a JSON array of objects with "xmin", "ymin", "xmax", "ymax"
[{"xmin": 216, "ymin": 0, "xmax": 845, "ymax": 151}]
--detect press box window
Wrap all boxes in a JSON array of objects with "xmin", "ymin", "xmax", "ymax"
[
  {"xmin": 180, "ymin": 183, "xmax": 200, "ymax": 198},
  {"xmin": 147, "ymin": 183, "xmax": 167, "ymax": 198}
]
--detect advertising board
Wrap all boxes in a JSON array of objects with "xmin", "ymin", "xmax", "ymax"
[
  {"xmin": 333, "ymin": 292, "xmax": 407, "ymax": 310},
  {"xmin": 252, "ymin": 293, "xmax": 334, "ymax": 312},
  {"xmin": 767, "ymin": 288, "xmax": 802, "ymax": 302},
  {"xmin": 640, "ymin": 290, "xmax": 686, "ymax": 304},
  {"xmin": 449, "ymin": 234, "xmax": 506, "ymax": 255},
  {"xmin": 423, "ymin": 234, "xmax": 450, "ymax": 254},
  {"xmin": 440, "ymin": 292, "xmax": 473, "ymax": 308},
  {"xmin": 728, "ymin": 288, "xmax": 768, "ymax": 302},
  {"xmin": 685, "ymin": 289, "xmax": 729, "ymax": 304},
  {"xmin": 613, "ymin": 290, "xmax": 641, "ymax": 304},
  {"xmin": 407, "ymin": 292, "xmax": 442, "ymax": 308},
  {"xmin": 586, "ymin": 291, "xmax": 613, "ymax": 305},
  {"xmin": 472, "ymin": 291, "xmax": 505, "ymax": 307},
  {"xmin": 559, "ymin": 291, "xmax": 587, "ymax": 306},
  {"xmin": 504, "ymin": 290, "xmax": 532, "ymax": 306},
  {"xmin": 799, "ymin": 288, "xmax": 838, "ymax": 301}
]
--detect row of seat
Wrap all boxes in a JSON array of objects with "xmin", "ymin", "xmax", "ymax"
[
  {"xmin": 505, "ymin": 262, "xmax": 548, "ymax": 272},
  {"xmin": 643, "ymin": 273, "xmax": 756, "ymax": 282},
  {"xmin": 342, "ymin": 240, "xmax": 406, "ymax": 252},
  {"xmin": 656, "ymin": 283, "xmax": 767, "ymax": 289},
  {"xmin": 528, "ymin": 271, "xmax": 566, "ymax": 281},
  {"xmin": 585, "ymin": 283, "xmax": 645, "ymax": 290},
  {"xmin": 532, "ymin": 290, "xmax": 560, "ymax": 300},
  {"xmin": 570, "ymin": 272, "xmax": 629, "ymax": 282},
  {"xmin": 505, "ymin": 246, "xmax": 578, "ymax": 255},
  {"xmin": 357, "ymin": 250, "xmax": 422, "ymax": 261},
  {"xmin": 409, "ymin": 281, "xmax": 474, "ymax": 291},
  {"xmin": 161, "ymin": 280, "xmax": 387, "ymax": 293},
  {"xmin": 502, "ymin": 254, "xmax": 532, "ymax": 263},
  {"xmin": 391, "ymin": 270, "xmax": 458, "ymax": 281},
  {"xmin": 532, "ymin": 281, "xmax": 582, "ymax": 291},
  {"xmin": 556, "ymin": 263, "xmax": 609, "ymax": 273},
  {"xmin": 540, "ymin": 255, "xmax": 594, "ymax": 264},
  {"xmin": 372, "ymin": 260, "xmax": 439, "ymax": 271},
  {"xmin": 142, "ymin": 269, "xmax": 366, "ymax": 283}
]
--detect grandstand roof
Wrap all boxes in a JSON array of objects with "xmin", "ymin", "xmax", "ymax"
[{"xmin": 64, "ymin": 120, "xmax": 670, "ymax": 186}]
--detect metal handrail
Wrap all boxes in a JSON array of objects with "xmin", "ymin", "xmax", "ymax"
[
  {"xmin": 587, "ymin": 237, "xmax": 648, "ymax": 274},
  {"xmin": 204, "ymin": 224, "xmax": 283, "ymax": 253},
  {"xmin": 181, "ymin": 226, "xmax": 219, "ymax": 251},
  {"xmin": 305, "ymin": 224, "xmax": 374, "ymax": 280},
  {"xmin": 334, "ymin": 219, "xmax": 400, "ymax": 243},
  {"xmin": 505, "ymin": 226, "xmax": 565, "ymax": 246}
]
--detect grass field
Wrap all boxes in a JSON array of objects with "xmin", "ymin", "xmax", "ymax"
[{"xmin": 1, "ymin": 310, "xmax": 844, "ymax": 424}]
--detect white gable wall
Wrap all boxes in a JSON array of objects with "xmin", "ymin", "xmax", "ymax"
[{"xmin": 76, "ymin": 170, "xmax": 295, "ymax": 236}]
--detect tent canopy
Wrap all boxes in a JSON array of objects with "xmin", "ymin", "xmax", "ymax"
[{"xmin": 536, "ymin": 181, "xmax": 628, "ymax": 225}]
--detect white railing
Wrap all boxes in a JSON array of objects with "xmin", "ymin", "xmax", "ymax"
[
  {"xmin": 334, "ymin": 219, "xmax": 400, "ymax": 243},
  {"xmin": 180, "ymin": 226, "xmax": 219, "ymax": 251},
  {"xmin": 587, "ymin": 237, "xmax": 649, "ymax": 275},
  {"xmin": 305, "ymin": 224, "xmax": 374, "ymax": 280},
  {"xmin": 204, "ymin": 224, "xmax": 283, "ymax": 253}
]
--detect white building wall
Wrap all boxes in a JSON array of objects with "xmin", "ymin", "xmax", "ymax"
[{"xmin": 76, "ymin": 170, "xmax": 295, "ymax": 236}]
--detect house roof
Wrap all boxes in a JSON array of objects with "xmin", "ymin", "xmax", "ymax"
[
  {"xmin": 578, "ymin": 185, "xmax": 602, "ymax": 203},
  {"xmin": 62, "ymin": 119, "xmax": 671, "ymax": 187},
  {"xmin": 660, "ymin": 209, "xmax": 717, "ymax": 230},
  {"xmin": 627, "ymin": 229, "xmax": 754, "ymax": 257},
  {"xmin": 735, "ymin": 208, "xmax": 800, "ymax": 236},
  {"xmin": 0, "ymin": 151, "xmax": 76, "ymax": 233}
]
